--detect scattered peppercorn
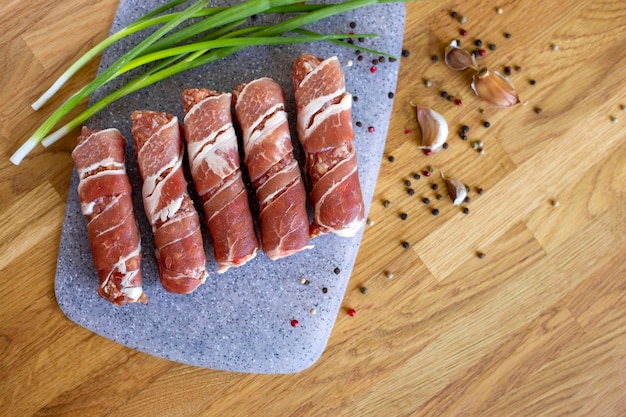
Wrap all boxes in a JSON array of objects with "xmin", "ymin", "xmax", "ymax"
[
  {"xmin": 422, "ymin": 197, "xmax": 430, "ymax": 204},
  {"xmin": 432, "ymin": 208, "xmax": 440, "ymax": 216},
  {"xmin": 356, "ymin": 121, "xmax": 362, "ymax": 127},
  {"xmin": 402, "ymin": 241, "xmax": 410, "ymax": 249},
  {"xmin": 478, "ymin": 148, "xmax": 485, "ymax": 155},
  {"xmin": 463, "ymin": 207, "xmax": 470, "ymax": 214},
  {"xmin": 496, "ymin": 7, "xmax": 503, "ymax": 14},
  {"xmin": 407, "ymin": 188, "xmax": 415, "ymax": 196},
  {"xmin": 475, "ymin": 39, "xmax": 483, "ymax": 47},
  {"xmin": 349, "ymin": 21, "xmax": 356, "ymax": 28},
  {"xmin": 460, "ymin": 133, "xmax": 468, "ymax": 140},
  {"xmin": 464, "ymin": 196, "xmax": 471, "ymax": 203},
  {"xmin": 441, "ymin": 91, "xmax": 449, "ymax": 99},
  {"xmin": 360, "ymin": 287, "xmax": 369, "ymax": 295},
  {"xmin": 400, "ymin": 212, "xmax": 408, "ymax": 220},
  {"xmin": 366, "ymin": 218, "xmax": 374, "ymax": 226},
  {"xmin": 358, "ymin": 37, "xmax": 365, "ymax": 43},
  {"xmin": 436, "ymin": 194, "xmax": 443, "ymax": 200},
  {"xmin": 368, "ymin": 126, "xmax": 375, "ymax": 133},
  {"xmin": 530, "ymin": 79, "xmax": 536, "ymax": 85},
  {"xmin": 504, "ymin": 32, "xmax": 512, "ymax": 38},
  {"xmin": 423, "ymin": 170, "xmax": 431, "ymax": 177},
  {"xmin": 504, "ymin": 66, "xmax": 512, "ymax": 76},
  {"xmin": 291, "ymin": 319, "xmax": 299, "ymax": 327},
  {"xmin": 428, "ymin": 166, "xmax": 434, "ymax": 173},
  {"xmin": 402, "ymin": 179, "xmax": 411, "ymax": 187},
  {"xmin": 460, "ymin": 28, "xmax": 468, "ymax": 36},
  {"xmin": 514, "ymin": 65, "xmax": 522, "ymax": 72},
  {"xmin": 489, "ymin": 43, "xmax": 497, "ymax": 50},
  {"xmin": 425, "ymin": 79, "xmax": 433, "ymax": 87},
  {"xmin": 372, "ymin": 59, "xmax": 379, "ymax": 65},
  {"xmin": 450, "ymin": 10, "xmax": 458, "ymax": 18},
  {"xmin": 353, "ymin": 96, "xmax": 359, "ymax": 102},
  {"xmin": 322, "ymin": 287, "xmax": 328, "ymax": 293},
  {"xmin": 535, "ymin": 107, "xmax": 543, "ymax": 114},
  {"xmin": 310, "ymin": 308, "xmax": 316, "ymax": 315},
  {"xmin": 462, "ymin": 125, "xmax": 470, "ymax": 133},
  {"xmin": 347, "ymin": 308, "xmax": 356, "ymax": 316},
  {"xmin": 431, "ymin": 183, "xmax": 439, "ymax": 191},
  {"xmin": 478, "ymin": 49, "xmax": 487, "ymax": 57},
  {"xmin": 379, "ymin": 56, "xmax": 386, "ymax": 63},
  {"xmin": 385, "ymin": 271, "xmax": 394, "ymax": 279},
  {"xmin": 357, "ymin": 55, "xmax": 364, "ymax": 61},
  {"xmin": 472, "ymin": 142, "xmax": 480, "ymax": 150},
  {"xmin": 334, "ymin": 267, "xmax": 341, "ymax": 274},
  {"xmin": 413, "ymin": 173, "xmax": 421, "ymax": 180},
  {"xmin": 388, "ymin": 92, "xmax": 395, "ymax": 99},
  {"xmin": 472, "ymin": 50, "xmax": 479, "ymax": 57},
  {"xmin": 483, "ymin": 121, "xmax": 491, "ymax": 128},
  {"xmin": 383, "ymin": 199, "xmax": 391, "ymax": 208},
  {"xmin": 459, "ymin": 15, "xmax": 467, "ymax": 24},
  {"xmin": 442, "ymin": 142, "xmax": 449, "ymax": 149},
  {"xmin": 402, "ymin": 49, "xmax": 410, "ymax": 57},
  {"xmin": 300, "ymin": 277, "xmax": 307, "ymax": 284},
  {"xmin": 404, "ymin": 128, "xmax": 412, "ymax": 134},
  {"xmin": 552, "ymin": 199, "xmax": 560, "ymax": 207},
  {"xmin": 370, "ymin": 66, "xmax": 377, "ymax": 74},
  {"xmin": 477, "ymin": 251, "xmax": 486, "ymax": 259},
  {"xmin": 477, "ymin": 187, "xmax": 484, "ymax": 194},
  {"xmin": 455, "ymin": 99, "xmax": 463, "ymax": 106},
  {"xmin": 610, "ymin": 116, "xmax": 618, "ymax": 123},
  {"xmin": 551, "ymin": 44, "xmax": 559, "ymax": 51}
]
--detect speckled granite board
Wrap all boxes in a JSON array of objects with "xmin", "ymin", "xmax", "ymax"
[{"xmin": 55, "ymin": 0, "xmax": 405, "ymax": 373}]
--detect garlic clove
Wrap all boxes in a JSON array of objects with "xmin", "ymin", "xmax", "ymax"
[
  {"xmin": 445, "ymin": 41, "xmax": 478, "ymax": 71},
  {"xmin": 441, "ymin": 172, "xmax": 467, "ymax": 205},
  {"xmin": 414, "ymin": 105, "xmax": 448, "ymax": 153},
  {"xmin": 471, "ymin": 67, "xmax": 520, "ymax": 107}
]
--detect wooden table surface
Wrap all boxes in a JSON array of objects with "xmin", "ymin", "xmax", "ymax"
[{"xmin": 1, "ymin": 0, "xmax": 625, "ymax": 415}]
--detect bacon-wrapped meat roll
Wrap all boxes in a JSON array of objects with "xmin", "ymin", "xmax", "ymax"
[
  {"xmin": 182, "ymin": 88, "xmax": 259, "ymax": 273},
  {"xmin": 72, "ymin": 127, "xmax": 146, "ymax": 305},
  {"xmin": 293, "ymin": 54, "xmax": 365, "ymax": 238},
  {"xmin": 232, "ymin": 78, "xmax": 311, "ymax": 260},
  {"xmin": 131, "ymin": 110, "xmax": 207, "ymax": 294}
]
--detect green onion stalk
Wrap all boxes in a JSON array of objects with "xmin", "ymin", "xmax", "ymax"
[{"xmin": 11, "ymin": 0, "xmax": 407, "ymax": 165}]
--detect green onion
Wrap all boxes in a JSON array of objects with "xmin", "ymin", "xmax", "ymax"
[{"xmin": 12, "ymin": 0, "xmax": 410, "ymax": 165}]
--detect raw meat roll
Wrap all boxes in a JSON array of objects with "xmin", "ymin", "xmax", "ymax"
[
  {"xmin": 232, "ymin": 78, "xmax": 311, "ymax": 260},
  {"xmin": 182, "ymin": 88, "xmax": 259, "ymax": 273},
  {"xmin": 131, "ymin": 110, "xmax": 207, "ymax": 294},
  {"xmin": 293, "ymin": 54, "xmax": 365, "ymax": 238},
  {"xmin": 72, "ymin": 127, "xmax": 146, "ymax": 305}
]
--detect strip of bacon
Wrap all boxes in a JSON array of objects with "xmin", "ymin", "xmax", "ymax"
[
  {"xmin": 71, "ymin": 127, "xmax": 146, "ymax": 305},
  {"xmin": 232, "ymin": 78, "xmax": 311, "ymax": 260},
  {"xmin": 293, "ymin": 54, "xmax": 365, "ymax": 238},
  {"xmin": 182, "ymin": 88, "xmax": 259, "ymax": 273},
  {"xmin": 131, "ymin": 110, "xmax": 207, "ymax": 294}
]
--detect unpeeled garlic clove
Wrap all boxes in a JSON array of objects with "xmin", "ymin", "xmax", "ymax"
[
  {"xmin": 441, "ymin": 172, "xmax": 467, "ymax": 206},
  {"xmin": 445, "ymin": 41, "xmax": 478, "ymax": 71},
  {"xmin": 471, "ymin": 67, "xmax": 520, "ymax": 107},
  {"xmin": 414, "ymin": 105, "xmax": 448, "ymax": 153}
]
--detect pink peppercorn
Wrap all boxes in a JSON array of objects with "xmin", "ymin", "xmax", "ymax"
[
  {"xmin": 404, "ymin": 128, "xmax": 412, "ymax": 134},
  {"xmin": 460, "ymin": 29, "xmax": 468, "ymax": 36},
  {"xmin": 347, "ymin": 309, "xmax": 356, "ymax": 317},
  {"xmin": 290, "ymin": 319, "xmax": 299, "ymax": 327},
  {"xmin": 368, "ymin": 126, "xmax": 375, "ymax": 133},
  {"xmin": 423, "ymin": 149, "xmax": 432, "ymax": 156},
  {"xmin": 423, "ymin": 170, "xmax": 431, "ymax": 177},
  {"xmin": 454, "ymin": 99, "xmax": 463, "ymax": 106},
  {"xmin": 370, "ymin": 66, "xmax": 377, "ymax": 73},
  {"xmin": 478, "ymin": 49, "xmax": 487, "ymax": 56}
]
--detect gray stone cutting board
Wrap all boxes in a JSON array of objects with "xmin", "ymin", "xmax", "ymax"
[{"xmin": 55, "ymin": 0, "xmax": 405, "ymax": 373}]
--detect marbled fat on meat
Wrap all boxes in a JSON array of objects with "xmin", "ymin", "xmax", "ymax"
[
  {"xmin": 232, "ymin": 78, "xmax": 311, "ymax": 260},
  {"xmin": 71, "ymin": 127, "xmax": 146, "ymax": 305},
  {"xmin": 182, "ymin": 88, "xmax": 259, "ymax": 273},
  {"xmin": 293, "ymin": 54, "xmax": 365, "ymax": 237},
  {"xmin": 131, "ymin": 110, "xmax": 207, "ymax": 294}
]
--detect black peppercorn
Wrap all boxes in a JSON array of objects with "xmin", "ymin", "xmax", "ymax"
[
  {"xmin": 530, "ymin": 79, "xmax": 537, "ymax": 85},
  {"xmin": 483, "ymin": 121, "xmax": 491, "ymax": 128},
  {"xmin": 388, "ymin": 92, "xmax": 395, "ymax": 99},
  {"xmin": 413, "ymin": 173, "xmax": 421, "ymax": 180},
  {"xmin": 349, "ymin": 21, "xmax": 356, "ymax": 28},
  {"xmin": 462, "ymin": 125, "xmax": 470, "ymax": 133},
  {"xmin": 432, "ymin": 208, "xmax": 440, "ymax": 216},
  {"xmin": 431, "ymin": 54, "xmax": 439, "ymax": 62},
  {"xmin": 388, "ymin": 155, "xmax": 395, "ymax": 162},
  {"xmin": 407, "ymin": 188, "xmax": 415, "ymax": 196},
  {"xmin": 441, "ymin": 91, "xmax": 449, "ymax": 99},
  {"xmin": 431, "ymin": 184, "xmax": 439, "ymax": 191},
  {"xmin": 504, "ymin": 32, "xmax": 512, "ymax": 39},
  {"xmin": 475, "ymin": 39, "xmax": 482, "ymax": 47},
  {"xmin": 402, "ymin": 241, "xmax": 410, "ymax": 249},
  {"xmin": 400, "ymin": 212, "xmax": 408, "ymax": 220},
  {"xmin": 489, "ymin": 43, "xmax": 496, "ymax": 50},
  {"xmin": 334, "ymin": 267, "xmax": 341, "ymax": 274},
  {"xmin": 422, "ymin": 197, "xmax": 430, "ymax": 204},
  {"xmin": 402, "ymin": 49, "xmax": 410, "ymax": 57},
  {"xmin": 463, "ymin": 207, "xmax": 470, "ymax": 214},
  {"xmin": 442, "ymin": 142, "xmax": 449, "ymax": 149},
  {"xmin": 404, "ymin": 179, "xmax": 411, "ymax": 187}
]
